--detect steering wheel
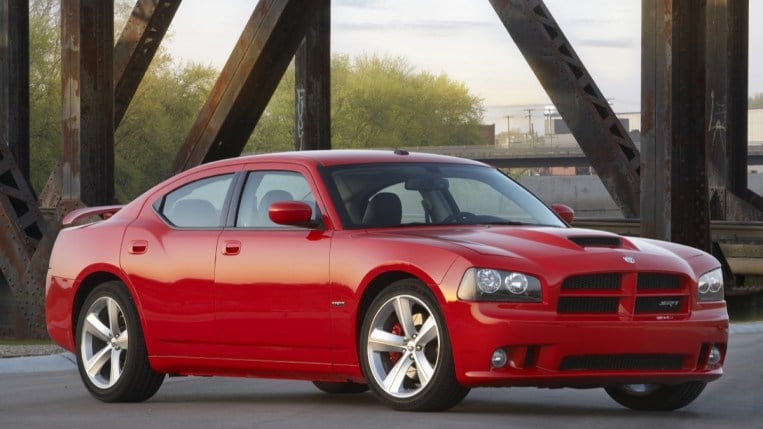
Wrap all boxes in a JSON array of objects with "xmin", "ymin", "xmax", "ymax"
[{"xmin": 441, "ymin": 211, "xmax": 476, "ymax": 224}]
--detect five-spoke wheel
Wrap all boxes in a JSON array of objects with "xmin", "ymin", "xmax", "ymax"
[
  {"xmin": 76, "ymin": 281, "xmax": 164, "ymax": 402},
  {"xmin": 80, "ymin": 294, "xmax": 129, "ymax": 389},
  {"xmin": 360, "ymin": 279, "xmax": 469, "ymax": 411}
]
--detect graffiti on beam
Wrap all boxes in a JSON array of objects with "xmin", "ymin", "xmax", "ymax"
[{"xmin": 296, "ymin": 87, "xmax": 306, "ymax": 148}]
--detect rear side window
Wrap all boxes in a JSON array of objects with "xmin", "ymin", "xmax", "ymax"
[{"xmin": 155, "ymin": 174, "xmax": 234, "ymax": 228}]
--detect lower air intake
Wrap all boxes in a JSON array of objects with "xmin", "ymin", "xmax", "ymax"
[{"xmin": 560, "ymin": 354, "xmax": 684, "ymax": 371}]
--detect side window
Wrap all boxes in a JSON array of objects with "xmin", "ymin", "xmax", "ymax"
[
  {"xmin": 364, "ymin": 182, "xmax": 426, "ymax": 226},
  {"xmin": 236, "ymin": 171, "xmax": 318, "ymax": 228},
  {"xmin": 158, "ymin": 174, "xmax": 234, "ymax": 228}
]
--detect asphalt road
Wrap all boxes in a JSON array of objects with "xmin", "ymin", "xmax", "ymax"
[{"xmin": 1, "ymin": 330, "xmax": 761, "ymax": 429}]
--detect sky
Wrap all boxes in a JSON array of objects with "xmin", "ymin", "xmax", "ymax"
[{"xmin": 162, "ymin": 0, "xmax": 763, "ymax": 134}]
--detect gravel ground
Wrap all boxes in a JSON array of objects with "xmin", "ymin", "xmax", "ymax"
[{"xmin": 0, "ymin": 344, "xmax": 65, "ymax": 358}]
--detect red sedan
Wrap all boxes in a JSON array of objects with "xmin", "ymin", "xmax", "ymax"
[{"xmin": 46, "ymin": 150, "xmax": 728, "ymax": 411}]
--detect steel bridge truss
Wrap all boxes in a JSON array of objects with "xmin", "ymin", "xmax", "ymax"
[{"xmin": 0, "ymin": 0, "xmax": 758, "ymax": 337}]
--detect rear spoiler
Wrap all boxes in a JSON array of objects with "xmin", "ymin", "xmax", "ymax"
[{"xmin": 62, "ymin": 205, "xmax": 124, "ymax": 227}]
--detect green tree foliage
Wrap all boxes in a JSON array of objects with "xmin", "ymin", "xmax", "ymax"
[
  {"xmin": 247, "ymin": 54, "xmax": 485, "ymax": 153},
  {"xmin": 28, "ymin": 0, "xmax": 217, "ymax": 201},
  {"xmin": 751, "ymin": 93, "xmax": 763, "ymax": 109},
  {"xmin": 114, "ymin": 57, "xmax": 217, "ymax": 202},
  {"xmin": 29, "ymin": 2, "xmax": 484, "ymax": 201},
  {"xmin": 29, "ymin": 0, "xmax": 62, "ymax": 194}
]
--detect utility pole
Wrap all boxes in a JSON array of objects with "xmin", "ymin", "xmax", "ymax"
[
  {"xmin": 504, "ymin": 115, "xmax": 512, "ymax": 145},
  {"xmin": 525, "ymin": 108, "xmax": 534, "ymax": 145}
]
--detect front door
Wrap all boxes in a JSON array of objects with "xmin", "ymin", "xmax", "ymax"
[{"xmin": 214, "ymin": 168, "xmax": 332, "ymax": 369}]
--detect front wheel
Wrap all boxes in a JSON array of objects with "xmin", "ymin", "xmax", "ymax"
[
  {"xmin": 75, "ymin": 281, "xmax": 164, "ymax": 402},
  {"xmin": 359, "ymin": 279, "xmax": 469, "ymax": 411},
  {"xmin": 605, "ymin": 382, "xmax": 707, "ymax": 411}
]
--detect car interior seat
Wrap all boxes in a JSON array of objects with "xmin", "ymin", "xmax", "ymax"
[{"xmin": 362, "ymin": 192, "xmax": 402, "ymax": 227}]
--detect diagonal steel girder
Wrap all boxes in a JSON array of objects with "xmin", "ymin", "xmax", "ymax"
[
  {"xmin": 172, "ymin": 0, "xmax": 322, "ymax": 174},
  {"xmin": 114, "ymin": 0, "xmax": 181, "ymax": 128},
  {"xmin": 489, "ymin": 0, "xmax": 641, "ymax": 218},
  {"xmin": 0, "ymin": 142, "xmax": 48, "ymax": 338}
]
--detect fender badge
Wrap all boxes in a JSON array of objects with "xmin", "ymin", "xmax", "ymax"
[{"xmin": 623, "ymin": 256, "xmax": 636, "ymax": 264}]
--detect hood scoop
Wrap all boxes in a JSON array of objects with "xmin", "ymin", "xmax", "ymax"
[{"xmin": 569, "ymin": 236, "xmax": 622, "ymax": 248}]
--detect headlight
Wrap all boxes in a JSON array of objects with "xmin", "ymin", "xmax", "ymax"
[
  {"xmin": 697, "ymin": 268, "xmax": 724, "ymax": 302},
  {"xmin": 458, "ymin": 268, "xmax": 542, "ymax": 302}
]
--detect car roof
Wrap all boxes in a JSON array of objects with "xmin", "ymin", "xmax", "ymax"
[{"xmin": 199, "ymin": 149, "xmax": 489, "ymax": 170}]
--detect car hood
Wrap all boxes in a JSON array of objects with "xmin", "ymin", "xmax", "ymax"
[{"xmin": 369, "ymin": 226, "xmax": 704, "ymax": 276}]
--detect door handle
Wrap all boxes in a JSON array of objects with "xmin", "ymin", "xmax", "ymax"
[
  {"xmin": 130, "ymin": 240, "xmax": 148, "ymax": 254},
  {"xmin": 223, "ymin": 240, "xmax": 241, "ymax": 256}
]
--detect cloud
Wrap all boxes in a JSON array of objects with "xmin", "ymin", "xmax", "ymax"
[
  {"xmin": 333, "ymin": 0, "xmax": 384, "ymax": 9},
  {"xmin": 334, "ymin": 20, "xmax": 490, "ymax": 36},
  {"xmin": 576, "ymin": 38, "xmax": 635, "ymax": 49}
]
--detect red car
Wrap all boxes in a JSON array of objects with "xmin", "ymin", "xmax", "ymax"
[{"xmin": 46, "ymin": 150, "xmax": 728, "ymax": 411}]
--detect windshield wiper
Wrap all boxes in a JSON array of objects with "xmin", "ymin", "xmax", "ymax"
[{"xmin": 481, "ymin": 220, "xmax": 526, "ymax": 225}]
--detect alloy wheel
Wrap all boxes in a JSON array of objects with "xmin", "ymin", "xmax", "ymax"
[
  {"xmin": 80, "ymin": 296, "xmax": 129, "ymax": 389},
  {"xmin": 365, "ymin": 294, "xmax": 440, "ymax": 398}
]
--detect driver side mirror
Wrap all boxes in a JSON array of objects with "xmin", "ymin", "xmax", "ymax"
[
  {"xmin": 551, "ymin": 204, "xmax": 574, "ymax": 224},
  {"xmin": 269, "ymin": 201, "xmax": 320, "ymax": 228}
]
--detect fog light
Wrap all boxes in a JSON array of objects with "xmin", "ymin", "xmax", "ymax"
[
  {"xmin": 707, "ymin": 345, "xmax": 722, "ymax": 367},
  {"xmin": 491, "ymin": 349, "xmax": 507, "ymax": 368}
]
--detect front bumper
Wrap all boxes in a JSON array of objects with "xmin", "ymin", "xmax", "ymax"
[{"xmin": 449, "ymin": 303, "xmax": 728, "ymax": 388}]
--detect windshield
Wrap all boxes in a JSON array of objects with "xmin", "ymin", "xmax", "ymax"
[{"xmin": 322, "ymin": 163, "xmax": 566, "ymax": 229}]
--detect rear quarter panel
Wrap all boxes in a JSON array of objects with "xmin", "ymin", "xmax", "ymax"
[{"xmin": 46, "ymin": 219, "xmax": 130, "ymax": 351}]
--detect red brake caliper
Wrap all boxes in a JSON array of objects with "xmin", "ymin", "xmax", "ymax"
[{"xmin": 388, "ymin": 323, "xmax": 403, "ymax": 364}]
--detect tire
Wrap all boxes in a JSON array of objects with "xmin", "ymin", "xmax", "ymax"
[
  {"xmin": 312, "ymin": 381, "xmax": 370, "ymax": 394},
  {"xmin": 359, "ymin": 279, "xmax": 470, "ymax": 411},
  {"xmin": 605, "ymin": 382, "xmax": 707, "ymax": 411},
  {"xmin": 75, "ymin": 281, "xmax": 164, "ymax": 402}
]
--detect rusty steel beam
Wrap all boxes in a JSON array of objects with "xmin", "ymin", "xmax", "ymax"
[
  {"xmin": 61, "ymin": 0, "xmax": 114, "ymax": 206},
  {"xmin": 489, "ymin": 0, "xmax": 641, "ymax": 218},
  {"xmin": 642, "ymin": 0, "xmax": 711, "ymax": 251},
  {"xmin": 0, "ymin": 0, "xmax": 30, "ymax": 181},
  {"xmin": 0, "ymin": 143, "xmax": 47, "ymax": 338},
  {"xmin": 721, "ymin": 0, "xmax": 749, "ymax": 198},
  {"xmin": 41, "ymin": 0, "xmax": 180, "ymax": 205},
  {"xmin": 114, "ymin": 0, "xmax": 181, "ymax": 128},
  {"xmin": 294, "ymin": 0, "xmax": 330, "ymax": 151},
  {"xmin": 172, "ymin": 0, "xmax": 322, "ymax": 173},
  {"xmin": 706, "ymin": 0, "xmax": 762, "ymax": 222}
]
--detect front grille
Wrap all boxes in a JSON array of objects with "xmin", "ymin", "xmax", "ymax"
[
  {"xmin": 569, "ymin": 236, "xmax": 622, "ymax": 248},
  {"xmin": 560, "ymin": 354, "xmax": 684, "ymax": 371},
  {"xmin": 635, "ymin": 296, "xmax": 684, "ymax": 313},
  {"xmin": 561, "ymin": 274, "xmax": 621, "ymax": 290},
  {"xmin": 557, "ymin": 297, "xmax": 619, "ymax": 314},
  {"xmin": 557, "ymin": 272, "xmax": 688, "ymax": 316},
  {"xmin": 637, "ymin": 273, "xmax": 681, "ymax": 290}
]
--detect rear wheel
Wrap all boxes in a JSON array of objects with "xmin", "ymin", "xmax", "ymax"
[
  {"xmin": 312, "ymin": 381, "xmax": 369, "ymax": 394},
  {"xmin": 75, "ymin": 281, "xmax": 164, "ymax": 402},
  {"xmin": 605, "ymin": 382, "xmax": 707, "ymax": 411},
  {"xmin": 359, "ymin": 280, "xmax": 469, "ymax": 411}
]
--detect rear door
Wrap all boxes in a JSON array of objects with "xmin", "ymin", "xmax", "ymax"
[{"xmin": 121, "ymin": 165, "xmax": 238, "ymax": 359}]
